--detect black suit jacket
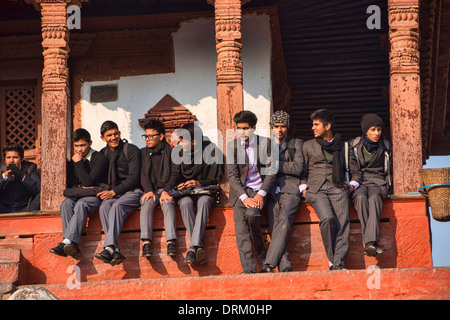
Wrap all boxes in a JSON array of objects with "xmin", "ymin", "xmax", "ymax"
[{"xmin": 0, "ymin": 160, "xmax": 40, "ymax": 209}]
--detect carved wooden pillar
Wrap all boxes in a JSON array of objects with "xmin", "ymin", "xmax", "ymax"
[
  {"xmin": 39, "ymin": 0, "xmax": 71, "ymax": 210},
  {"xmin": 211, "ymin": 0, "xmax": 245, "ymax": 151},
  {"xmin": 388, "ymin": 0, "xmax": 422, "ymax": 195}
]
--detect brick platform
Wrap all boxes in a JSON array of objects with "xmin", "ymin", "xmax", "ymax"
[{"xmin": 0, "ymin": 196, "xmax": 433, "ymax": 288}]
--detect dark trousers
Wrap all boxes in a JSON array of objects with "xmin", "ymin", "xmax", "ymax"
[
  {"xmin": 305, "ymin": 181, "xmax": 349, "ymax": 267},
  {"xmin": 351, "ymin": 182, "xmax": 388, "ymax": 245},
  {"xmin": 233, "ymin": 188, "xmax": 267, "ymax": 273},
  {"xmin": 264, "ymin": 192, "xmax": 300, "ymax": 271}
]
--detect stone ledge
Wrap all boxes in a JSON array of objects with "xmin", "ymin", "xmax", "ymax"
[{"xmin": 34, "ymin": 267, "xmax": 450, "ymax": 300}]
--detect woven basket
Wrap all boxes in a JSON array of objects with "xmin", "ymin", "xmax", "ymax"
[{"xmin": 419, "ymin": 167, "xmax": 450, "ymax": 222}]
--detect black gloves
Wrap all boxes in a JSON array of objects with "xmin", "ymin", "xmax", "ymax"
[{"xmin": 7, "ymin": 164, "xmax": 24, "ymax": 180}]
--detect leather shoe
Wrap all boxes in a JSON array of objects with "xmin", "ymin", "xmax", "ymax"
[
  {"xmin": 95, "ymin": 249, "xmax": 113, "ymax": 264},
  {"xmin": 64, "ymin": 243, "xmax": 82, "ymax": 260},
  {"xmin": 50, "ymin": 243, "xmax": 67, "ymax": 257},
  {"xmin": 364, "ymin": 242, "xmax": 377, "ymax": 257},
  {"xmin": 196, "ymin": 248, "xmax": 207, "ymax": 265},
  {"xmin": 184, "ymin": 249, "xmax": 196, "ymax": 265},
  {"xmin": 142, "ymin": 243, "xmax": 152, "ymax": 258},
  {"xmin": 260, "ymin": 265, "xmax": 274, "ymax": 273},
  {"xmin": 333, "ymin": 264, "xmax": 346, "ymax": 270},
  {"xmin": 167, "ymin": 242, "xmax": 176, "ymax": 257},
  {"xmin": 111, "ymin": 251, "xmax": 126, "ymax": 266}
]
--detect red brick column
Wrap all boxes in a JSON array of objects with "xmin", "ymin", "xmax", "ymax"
[
  {"xmin": 39, "ymin": 0, "xmax": 71, "ymax": 210},
  {"xmin": 388, "ymin": 0, "xmax": 423, "ymax": 195}
]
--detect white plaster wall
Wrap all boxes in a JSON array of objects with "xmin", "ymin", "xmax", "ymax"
[{"xmin": 81, "ymin": 14, "xmax": 272, "ymax": 151}]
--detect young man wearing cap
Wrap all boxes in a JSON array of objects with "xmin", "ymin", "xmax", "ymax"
[
  {"xmin": 227, "ymin": 110, "xmax": 276, "ymax": 273},
  {"xmin": 348, "ymin": 114, "xmax": 390, "ymax": 257},
  {"xmin": 300, "ymin": 109, "xmax": 359, "ymax": 270},
  {"xmin": 260, "ymin": 111, "xmax": 304, "ymax": 273}
]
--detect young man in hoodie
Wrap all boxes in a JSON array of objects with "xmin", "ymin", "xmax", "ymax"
[{"xmin": 175, "ymin": 123, "xmax": 223, "ymax": 266}]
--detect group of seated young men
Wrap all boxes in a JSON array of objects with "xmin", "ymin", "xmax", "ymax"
[{"xmin": 36, "ymin": 108, "xmax": 388, "ymax": 272}]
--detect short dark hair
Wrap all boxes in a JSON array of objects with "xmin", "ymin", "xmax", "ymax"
[
  {"xmin": 233, "ymin": 110, "xmax": 258, "ymax": 127},
  {"xmin": 2, "ymin": 142, "xmax": 24, "ymax": 159},
  {"xmin": 100, "ymin": 120, "xmax": 119, "ymax": 136},
  {"xmin": 143, "ymin": 119, "xmax": 165, "ymax": 135},
  {"xmin": 310, "ymin": 108, "xmax": 335, "ymax": 131},
  {"xmin": 73, "ymin": 128, "xmax": 91, "ymax": 142},
  {"xmin": 179, "ymin": 122, "xmax": 203, "ymax": 142}
]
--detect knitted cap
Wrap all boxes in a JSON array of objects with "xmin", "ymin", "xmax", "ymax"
[{"xmin": 361, "ymin": 114, "xmax": 384, "ymax": 133}]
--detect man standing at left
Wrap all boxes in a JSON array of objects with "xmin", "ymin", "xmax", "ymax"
[
  {"xmin": 50, "ymin": 128, "xmax": 108, "ymax": 260},
  {"xmin": 0, "ymin": 143, "xmax": 40, "ymax": 213}
]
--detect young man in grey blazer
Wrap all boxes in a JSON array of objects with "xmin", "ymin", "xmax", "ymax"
[
  {"xmin": 227, "ymin": 110, "xmax": 276, "ymax": 274},
  {"xmin": 300, "ymin": 109, "xmax": 359, "ymax": 270},
  {"xmin": 349, "ymin": 114, "xmax": 390, "ymax": 257},
  {"xmin": 260, "ymin": 111, "xmax": 304, "ymax": 273}
]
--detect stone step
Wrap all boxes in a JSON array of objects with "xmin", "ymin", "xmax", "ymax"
[{"xmin": 33, "ymin": 267, "xmax": 450, "ymax": 300}]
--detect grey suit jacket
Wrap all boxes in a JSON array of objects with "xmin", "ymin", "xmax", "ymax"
[
  {"xmin": 226, "ymin": 135, "xmax": 277, "ymax": 206},
  {"xmin": 348, "ymin": 137, "xmax": 390, "ymax": 187},
  {"xmin": 300, "ymin": 138, "xmax": 355, "ymax": 194},
  {"xmin": 269, "ymin": 135, "xmax": 304, "ymax": 197}
]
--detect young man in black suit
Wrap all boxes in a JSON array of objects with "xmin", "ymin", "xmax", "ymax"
[
  {"xmin": 0, "ymin": 143, "xmax": 40, "ymax": 213},
  {"xmin": 227, "ymin": 110, "xmax": 276, "ymax": 273},
  {"xmin": 51, "ymin": 128, "xmax": 108, "ymax": 260}
]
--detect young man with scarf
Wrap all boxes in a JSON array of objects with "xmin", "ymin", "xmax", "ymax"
[
  {"xmin": 51, "ymin": 128, "xmax": 108, "ymax": 260},
  {"xmin": 139, "ymin": 120, "xmax": 180, "ymax": 258},
  {"xmin": 94, "ymin": 121, "xmax": 142, "ymax": 266},
  {"xmin": 227, "ymin": 110, "xmax": 276, "ymax": 274},
  {"xmin": 299, "ymin": 109, "xmax": 358, "ymax": 270},
  {"xmin": 349, "ymin": 114, "xmax": 390, "ymax": 257},
  {"xmin": 175, "ymin": 123, "xmax": 223, "ymax": 266},
  {"xmin": 260, "ymin": 111, "xmax": 304, "ymax": 273}
]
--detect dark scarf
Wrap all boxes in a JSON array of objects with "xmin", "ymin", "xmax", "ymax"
[
  {"xmin": 316, "ymin": 133, "xmax": 345, "ymax": 188},
  {"xmin": 180, "ymin": 140, "xmax": 211, "ymax": 180},
  {"xmin": 143, "ymin": 139, "xmax": 172, "ymax": 188},
  {"xmin": 103, "ymin": 141, "xmax": 122, "ymax": 188},
  {"xmin": 361, "ymin": 134, "xmax": 380, "ymax": 154}
]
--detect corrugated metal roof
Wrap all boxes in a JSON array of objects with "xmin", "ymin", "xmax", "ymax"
[{"xmin": 277, "ymin": 0, "xmax": 390, "ymax": 141}]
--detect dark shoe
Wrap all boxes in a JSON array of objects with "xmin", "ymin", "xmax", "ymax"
[
  {"xmin": 64, "ymin": 243, "xmax": 82, "ymax": 260},
  {"xmin": 95, "ymin": 249, "xmax": 113, "ymax": 264},
  {"xmin": 167, "ymin": 242, "xmax": 176, "ymax": 257},
  {"xmin": 142, "ymin": 243, "xmax": 152, "ymax": 258},
  {"xmin": 184, "ymin": 249, "xmax": 196, "ymax": 265},
  {"xmin": 260, "ymin": 264, "xmax": 274, "ymax": 273},
  {"xmin": 111, "ymin": 251, "xmax": 126, "ymax": 266},
  {"xmin": 196, "ymin": 248, "xmax": 207, "ymax": 265},
  {"xmin": 333, "ymin": 264, "xmax": 346, "ymax": 270},
  {"xmin": 376, "ymin": 245, "xmax": 384, "ymax": 256},
  {"xmin": 50, "ymin": 243, "xmax": 67, "ymax": 257},
  {"xmin": 364, "ymin": 242, "xmax": 377, "ymax": 257}
]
